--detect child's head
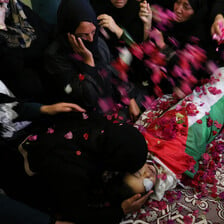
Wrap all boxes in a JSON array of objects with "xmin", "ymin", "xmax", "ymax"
[
  {"xmin": 105, "ymin": 162, "xmax": 157, "ymax": 204},
  {"xmin": 123, "ymin": 163, "xmax": 157, "ymax": 194}
]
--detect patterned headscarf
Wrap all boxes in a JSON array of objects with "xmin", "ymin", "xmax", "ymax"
[{"xmin": 0, "ymin": 0, "xmax": 36, "ymax": 48}]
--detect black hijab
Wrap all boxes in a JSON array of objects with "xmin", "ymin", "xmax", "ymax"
[
  {"xmin": 91, "ymin": 0, "xmax": 144, "ymax": 43},
  {"xmin": 103, "ymin": 123, "xmax": 148, "ymax": 173},
  {"xmin": 30, "ymin": 112, "xmax": 148, "ymax": 175},
  {"xmin": 188, "ymin": 0, "xmax": 204, "ymax": 13},
  {"xmin": 57, "ymin": 0, "xmax": 99, "ymax": 55},
  {"xmin": 166, "ymin": 0, "xmax": 208, "ymax": 49}
]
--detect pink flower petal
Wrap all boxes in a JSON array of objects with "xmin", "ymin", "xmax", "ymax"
[
  {"xmin": 47, "ymin": 128, "xmax": 54, "ymax": 134},
  {"xmin": 27, "ymin": 135, "xmax": 38, "ymax": 141},
  {"xmin": 82, "ymin": 113, "xmax": 88, "ymax": 120},
  {"xmin": 64, "ymin": 131, "xmax": 73, "ymax": 140},
  {"xmin": 83, "ymin": 133, "xmax": 89, "ymax": 140},
  {"xmin": 76, "ymin": 150, "xmax": 81, "ymax": 156}
]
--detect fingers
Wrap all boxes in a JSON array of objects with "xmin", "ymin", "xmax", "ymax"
[
  {"xmin": 56, "ymin": 103, "xmax": 86, "ymax": 113},
  {"xmin": 215, "ymin": 23, "xmax": 222, "ymax": 36},
  {"xmin": 134, "ymin": 190, "xmax": 153, "ymax": 205},
  {"xmin": 76, "ymin": 37, "xmax": 86, "ymax": 50},
  {"xmin": 42, "ymin": 103, "xmax": 86, "ymax": 115},
  {"xmin": 140, "ymin": 0, "xmax": 151, "ymax": 11},
  {"xmin": 97, "ymin": 14, "xmax": 110, "ymax": 27},
  {"xmin": 128, "ymin": 193, "xmax": 142, "ymax": 203},
  {"xmin": 139, "ymin": 1, "xmax": 152, "ymax": 26},
  {"xmin": 63, "ymin": 103, "xmax": 86, "ymax": 112},
  {"xmin": 97, "ymin": 14, "xmax": 109, "ymax": 21},
  {"xmin": 140, "ymin": 3, "xmax": 152, "ymax": 16},
  {"xmin": 68, "ymin": 33, "xmax": 79, "ymax": 51},
  {"xmin": 68, "ymin": 33, "xmax": 87, "ymax": 53}
]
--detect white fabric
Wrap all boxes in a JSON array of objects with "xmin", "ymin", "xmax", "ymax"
[
  {"xmin": 150, "ymin": 156, "xmax": 178, "ymax": 201},
  {"xmin": 0, "ymin": 80, "xmax": 31, "ymax": 138}
]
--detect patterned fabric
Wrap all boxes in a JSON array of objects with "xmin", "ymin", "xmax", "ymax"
[
  {"xmin": 0, "ymin": 0, "xmax": 36, "ymax": 48},
  {"xmin": 123, "ymin": 68, "xmax": 224, "ymax": 223},
  {"xmin": 0, "ymin": 81, "xmax": 30, "ymax": 138},
  {"xmin": 121, "ymin": 134, "xmax": 224, "ymax": 223}
]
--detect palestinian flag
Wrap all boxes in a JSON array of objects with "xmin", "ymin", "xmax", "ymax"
[{"xmin": 139, "ymin": 68, "xmax": 224, "ymax": 178}]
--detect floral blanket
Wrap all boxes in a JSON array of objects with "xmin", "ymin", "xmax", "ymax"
[{"xmin": 121, "ymin": 94, "xmax": 224, "ymax": 224}]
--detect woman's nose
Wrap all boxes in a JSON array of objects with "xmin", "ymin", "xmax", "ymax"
[
  {"xmin": 176, "ymin": 5, "xmax": 183, "ymax": 13},
  {"xmin": 87, "ymin": 33, "xmax": 94, "ymax": 42}
]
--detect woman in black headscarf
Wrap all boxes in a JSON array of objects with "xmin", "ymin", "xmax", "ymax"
[
  {"xmin": 91, "ymin": 0, "xmax": 151, "ymax": 42},
  {"xmin": 45, "ymin": 0, "xmax": 145, "ymax": 121},
  {"xmin": 90, "ymin": 0, "xmax": 152, "ymax": 57},
  {"xmin": 154, "ymin": 0, "xmax": 210, "ymax": 53},
  {"xmin": 145, "ymin": 0, "xmax": 215, "ymax": 97},
  {"xmin": 171, "ymin": 0, "xmax": 209, "ymax": 49},
  {"xmin": 0, "ymin": 0, "xmax": 54, "ymax": 102},
  {"xmin": 19, "ymin": 111, "xmax": 151, "ymax": 224}
]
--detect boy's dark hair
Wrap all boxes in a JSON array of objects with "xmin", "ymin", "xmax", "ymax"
[{"xmin": 104, "ymin": 172, "xmax": 135, "ymax": 204}]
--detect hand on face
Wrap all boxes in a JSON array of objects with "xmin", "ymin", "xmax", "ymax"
[
  {"xmin": 97, "ymin": 14, "xmax": 123, "ymax": 38},
  {"xmin": 121, "ymin": 190, "xmax": 153, "ymax": 214},
  {"xmin": 68, "ymin": 33, "xmax": 95, "ymax": 66}
]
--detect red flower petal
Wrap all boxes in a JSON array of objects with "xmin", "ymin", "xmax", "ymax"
[
  {"xmin": 47, "ymin": 128, "xmax": 54, "ymax": 134},
  {"xmin": 27, "ymin": 135, "xmax": 38, "ymax": 141},
  {"xmin": 79, "ymin": 73, "xmax": 85, "ymax": 81},
  {"xmin": 76, "ymin": 150, "xmax": 81, "ymax": 156},
  {"xmin": 83, "ymin": 133, "xmax": 89, "ymax": 140},
  {"xmin": 64, "ymin": 131, "xmax": 73, "ymax": 140}
]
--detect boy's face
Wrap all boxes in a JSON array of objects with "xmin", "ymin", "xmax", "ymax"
[{"xmin": 124, "ymin": 163, "xmax": 157, "ymax": 194}]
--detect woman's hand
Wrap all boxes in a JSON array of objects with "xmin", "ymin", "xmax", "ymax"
[
  {"xmin": 121, "ymin": 191, "xmax": 153, "ymax": 214},
  {"xmin": 55, "ymin": 221, "xmax": 75, "ymax": 224},
  {"xmin": 139, "ymin": 0, "xmax": 152, "ymax": 40},
  {"xmin": 139, "ymin": 1, "xmax": 152, "ymax": 26},
  {"xmin": 68, "ymin": 33, "xmax": 95, "ymax": 66},
  {"xmin": 0, "ymin": 5, "xmax": 7, "ymax": 30},
  {"xmin": 40, "ymin": 103, "xmax": 86, "ymax": 115},
  {"xmin": 211, "ymin": 14, "xmax": 224, "ymax": 37},
  {"xmin": 150, "ymin": 28, "xmax": 166, "ymax": 49},
  {"xmin": 97, "ymin": 14, "xmax": 123, "ymax": 39},
  {"xmin": 129, "ymin": 98, "xmax": 140, "ymax": 122}
]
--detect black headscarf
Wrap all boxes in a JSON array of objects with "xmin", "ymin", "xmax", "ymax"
[
  {"xmin": 57, "ymin": 0, "xmax": 99, "ymax": 55},
  {"xmin": 188, "ymin": 0, "xmax": 204, "ymax": 13},
  {"xmin": 103, "ymin": 123, "xmax": 148, "ymax": 174},
  {"xmin": 166, "ymin": 0, "xmax": 208, "ymax": 49},
  {"xmin": 91, "ymin": 0, "xmax": 144, "ymax": 43}
]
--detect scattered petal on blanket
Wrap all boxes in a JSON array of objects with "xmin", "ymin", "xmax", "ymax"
[
  {"xmin": 27, "ymin": 135, "xmax": 37, "ymax": 141},
  {"xmin": 83, "ymin": 133, "xmax": 89, "ymax": 140},
  {"xmin": 82, "ymin": 113, "xmax": 88, "ymax": 120},
  {"xmin": 76, "ymin": 150, "xmax": 81, "ymax": 156},
  {"xmin": 47, "ymin": 128, "xmax": 54, "ymax": 134},
  {"xmin": 79, "ymin": 74, "xmax": 85, "ymax": 81},
  {"xmin": 64, "ymin": 131, "xmax": 73, "ymax": 140}
]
